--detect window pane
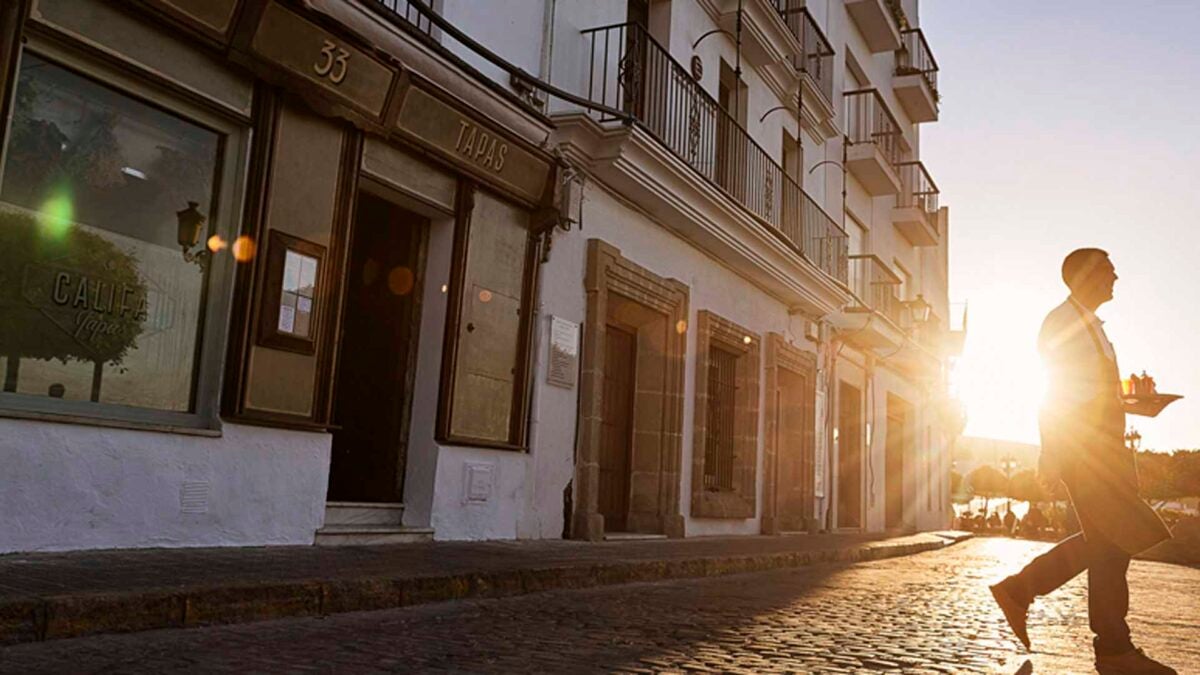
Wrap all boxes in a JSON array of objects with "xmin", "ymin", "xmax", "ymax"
[
  {"xmin": 704, "ymin": 346, "xmax": 737, "ymax": 492},
  {"xmin": 278, "ymin": 249, "xmax": 317, "ymax": 338},
  {"xmin": 449, "ymin": 190, "xmax": 529, "ymax": 443},
  {"xmin": 0, "ymin": 53, "xmax": 220, "ymax": 412}
]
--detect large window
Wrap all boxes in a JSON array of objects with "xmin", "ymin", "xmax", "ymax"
[
  {"xmin": 438, "ymin": 184, "xmax": 537, "ymax": 448},
  {"xmin": 0, "ymin": 51, "xmax": 231, "ymax": 420}
]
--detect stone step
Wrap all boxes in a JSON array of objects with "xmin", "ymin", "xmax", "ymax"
[
  {"xmin": 323, "ymin": 501, "xmax": 405, "ymax": 527},
  {"xmin": 314, "ymin": 525, "xmax": 434, "ymax": 546},
  {"xmin": 603, "ymin": 532, "xmax": 667, "ymax": 541}
]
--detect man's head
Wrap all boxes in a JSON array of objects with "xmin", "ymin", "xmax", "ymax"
[{"xmin": 1062, "ymin": 248, "xmax": 1116, "ymax": 309}]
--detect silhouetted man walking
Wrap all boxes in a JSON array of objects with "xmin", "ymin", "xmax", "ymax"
[{"xmin": 990, "ymin": 249, "xmax": 1175, "ymax": 674}]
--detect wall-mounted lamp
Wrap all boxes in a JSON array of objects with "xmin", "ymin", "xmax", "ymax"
[
  {"xmin": 177, "ymin": 201, "xmax": 209, "ymax": 265},
  {"xmin": 903, "ymin": 293, "xmax": 932, "ymax": 326}
]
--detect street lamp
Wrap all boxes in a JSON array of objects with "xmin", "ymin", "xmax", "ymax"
[{"xmin": 999, "ymin": 455, "xmax": 1019, "ymax": 514}]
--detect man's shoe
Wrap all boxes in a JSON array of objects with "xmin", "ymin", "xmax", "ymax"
[
  {"xmin": 1095, "ymin": 648, "xmax": 1177, "ymax": 675},
  {"xmin": 989, "ymin": 578, "xmax": 1031, "ymax": 650}
]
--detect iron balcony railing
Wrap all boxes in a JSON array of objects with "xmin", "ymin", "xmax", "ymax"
[
  {"xmin": 581, "ymin": 21, "xmax": 847, "ymax": 284},
  {"xmin": 896, "ymin": 28, "xmax": 939, "ymax": 100},
  {"xmin": 844, "ymin": 88, "xmax": 904, "ymax": 168},
  {"xmin": 896, "ymin": 160, "xmax": 939, "ymax": 226},
  {"xmin": 374, "ymin": 0, "xmax": 435, "ymax": 33},
  {"xmin": 848, "ymin": 254, "xmax": 902, "ymax": 326},
  {"xmin": 773, "ymin": 3, "xmax": 835, "ymax": 107}
]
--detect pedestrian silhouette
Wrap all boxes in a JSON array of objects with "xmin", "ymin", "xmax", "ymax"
[{"xmin": 989, "ymin": 249, "xmax": 1175, "ymax": 674}]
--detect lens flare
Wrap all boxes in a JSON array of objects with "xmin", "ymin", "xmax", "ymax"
[
  {"xmin": 387, "ymin": 266, "xmax": 414, "ymax": 296},
  {"xmin": 38, "ymin": 188, "xmax": 74, "ymax": 240},
  {"xmin": 232, "ymin": 235, "xmax": 256, "ymax": 262},
  {"xmin": 206, "ymin": 235, "xmax": 227, "ymax": 252}
]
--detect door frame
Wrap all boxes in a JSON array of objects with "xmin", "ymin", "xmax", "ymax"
[
  {"xmin": 761, "ymin": 333, "xmax": 817, "ymax": 534},
  {"xmin": 573, "ymin": 240, "xmax": 688, "ymax": 541},
  {"xmin": 327, "ymin": 179, "xmax": 429, "ymax": 502}
]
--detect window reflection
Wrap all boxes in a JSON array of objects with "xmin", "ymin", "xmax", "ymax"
[{"xmin": 0, "ymin": 52, "xmax": 221, "ymax": 412}]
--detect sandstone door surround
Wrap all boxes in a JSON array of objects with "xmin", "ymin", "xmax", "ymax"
[{"xmin": 574, "ymin": 240, "xmax": 688, "ymax": 540}]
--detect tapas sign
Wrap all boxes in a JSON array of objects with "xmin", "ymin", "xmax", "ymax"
[{"xmin": 394, "ymin": 84, "xmax": 551, "ymax": 204}]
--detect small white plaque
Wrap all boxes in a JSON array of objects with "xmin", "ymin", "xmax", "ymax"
[
  {"xmin": 547, "ymin": 316, "xmax": 580, "ymax": 389},
  {"xmin": 464, "ymin": 462, "xmax": 495, "ymax": 504}
]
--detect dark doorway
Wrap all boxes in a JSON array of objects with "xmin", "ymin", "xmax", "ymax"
[
  {"xmin": 886, "ymin": 394, "xmax": 910, "ymax": 530},
  {"xmin": 836, "ymin": 382, "xmax": 863, "ymax": 529},
  {"xmin": 776, "ymin": 368, "xmax": 812, "ymax": 531},
  {"xmin": 327, "ymin": 190, "xmax": 425, "ymax": 503},
  {"xmin": 598, "ymin": 325, "xmax": 637, "ymax": 532}
]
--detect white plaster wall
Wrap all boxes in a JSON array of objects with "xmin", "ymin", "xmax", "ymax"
[
  {"xmin": 441, "ymin": 0, "xmax": 546, "ymax": 91},
  {"xmin": 0, "ymin": 419, "xmax": 330, "ymax": 553}
]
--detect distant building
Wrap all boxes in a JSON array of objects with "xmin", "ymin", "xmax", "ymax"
[{"xmin": 0, "ymin": 0, "xmax": 961, "ymax": 552}]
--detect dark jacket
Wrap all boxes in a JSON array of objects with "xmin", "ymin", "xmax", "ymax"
[{"xmin": 1037, "ymin": 297, "xmax": 1170, "ymax": 555}]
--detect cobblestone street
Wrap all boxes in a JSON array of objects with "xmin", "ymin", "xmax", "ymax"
[{"xmin": 2, "ymin": 538, "xmax": 1196, "ymax": 674}]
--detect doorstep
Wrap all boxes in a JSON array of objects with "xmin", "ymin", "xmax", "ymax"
[{"xmin": 0, "ymin": 530, "xmax": 971, "ymax": 646}]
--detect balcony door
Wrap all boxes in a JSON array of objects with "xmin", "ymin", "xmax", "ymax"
[{"xmin": 717, "ymin": 61, "xmax": 747, "ymax": 201}]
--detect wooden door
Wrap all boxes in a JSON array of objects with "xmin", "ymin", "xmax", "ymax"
[
  {"xmin": 837, "ymin": 382, "xmax": 863, "ymax": 529},
  {"xmin": 777, "ymin": 369, "xmax": 812, "ymax": 531},
  {"xmin": 328, "ymin": 191, "xmax": 424, "ymax": 502},
  {"xmin": 599, "ymin": 325, "xmax": 637, "ymax": 532},
  {"xmin": 886, "ymin": 397, "xmax": 908, "ymax": 530}
]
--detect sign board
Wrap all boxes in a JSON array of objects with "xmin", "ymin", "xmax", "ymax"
[
  {"xmin": 146, "ymin": 0, "xmax": 241, "ymax": 39},
  {"xmin": 247, "ymin": 1, "xmax": 396, "ymax": 119},
  {"xmin": 394, "ymin": 84, "xmax": 552, "ymax": 204},
  {"xmin": 546, "ymin": 316, "xmax": 579, "ymax": 389}
]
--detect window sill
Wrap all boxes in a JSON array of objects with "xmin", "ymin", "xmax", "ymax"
[{"xmin": 0, "ymin": 407, "xmax": 222, "ymax": 437}]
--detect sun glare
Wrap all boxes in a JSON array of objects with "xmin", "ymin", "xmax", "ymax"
[{"xmin": 949, "ymin": 291, "xmax": 1048, "ymax": 445}]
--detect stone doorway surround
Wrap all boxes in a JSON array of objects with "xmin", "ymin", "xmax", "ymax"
[
  {"xmin": 573, "ymin": 240, "xmax": 688, "ymax": 541},
  {"xmin": 761, "ymin": 333, "xmax": 817, "ymax": 534},
  {"xmin": 690, "ymin": 311, "xmax": 761, "ymax": 520}
]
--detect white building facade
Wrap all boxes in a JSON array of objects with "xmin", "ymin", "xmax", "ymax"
[{"xmin": 0, "ymin": 0, "xmax": 960, "ymax": 553}]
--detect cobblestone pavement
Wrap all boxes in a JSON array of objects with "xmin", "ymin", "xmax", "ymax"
[{"xmin": 1, "ymin": 538, "xmax": 1197, "ymax": 674}]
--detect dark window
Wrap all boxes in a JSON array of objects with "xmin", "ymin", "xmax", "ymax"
[
  {"xmin": 704, "ymin": 345, "xmax": 738, "ymax": 491},
  {"xmin": 0, "ymin": 52, "xmax": 222, "ymax": 413}
]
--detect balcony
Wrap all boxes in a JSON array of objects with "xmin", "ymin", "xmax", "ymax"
[
  {"xmin": 894, "ymin": 29, "xmax": 939, "ymax": 123},
  {"xmin": 893, "ymin": 161, "xmax": 939, "ymax": 246},
  {"xmin": 571, "ymin": 21, "xmax": 849, "ymax": 293},
  {"xmin": 844, "ymin": 89, "xmax": 905, "ymax": 195},
  {"xmin": 845, "ymin": 0, "xmax": 904, "ymax": 53},
  {"xmin": 834, "ymin": 254, "xmax": 905, "ymax": 350},
  {"xmin": 776, "ymin": 4, "xmax": 837, "ymax": 138}
]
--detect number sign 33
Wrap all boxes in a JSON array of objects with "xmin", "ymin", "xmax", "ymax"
[{"xmin": 314, "ymin": 39, "xmax": 349, "ymax": 84}]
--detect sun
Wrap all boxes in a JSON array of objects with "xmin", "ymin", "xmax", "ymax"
[{"xmin": 948, "ymin": 289, "xmax": 1048, "ymax": 445}]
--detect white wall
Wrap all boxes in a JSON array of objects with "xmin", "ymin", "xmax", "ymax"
[
  {"xmin": 441, "ymin": 0, "xmax": 547, "ymax": 89},
  {"xmin": 0, "ymin": 420, "xmax": 330, "ymax": 553}
]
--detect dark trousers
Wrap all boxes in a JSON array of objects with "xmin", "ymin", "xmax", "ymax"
[{"xmin": 1010, "ymin": 528, "xmax": 1133, "ymax": 656}]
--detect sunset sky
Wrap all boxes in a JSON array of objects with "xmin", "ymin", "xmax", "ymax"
[{"xmin": 921, "ymin": 1, "xmax": 1200, "ymax": 452}]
